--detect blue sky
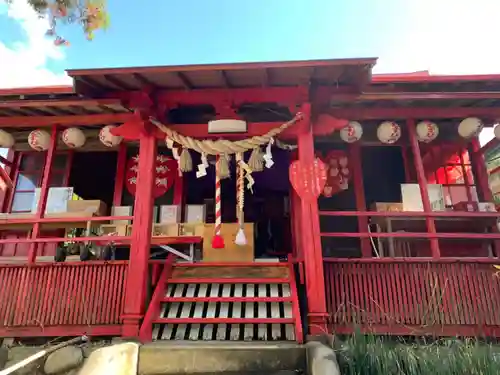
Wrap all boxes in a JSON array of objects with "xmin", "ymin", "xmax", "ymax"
[
  {"xmin": 1, "ymin": 0, "xmax": 499, "ymax": 145},
  {"xmin": 1, "ymin": 0, "xmax": 499, "ymax": 89}
]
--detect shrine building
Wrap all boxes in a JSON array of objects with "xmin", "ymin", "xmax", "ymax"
[{"xmin": 0, "ymin": 59, "xmax": 499, "ymax": 341}]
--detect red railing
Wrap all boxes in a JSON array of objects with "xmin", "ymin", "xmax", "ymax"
[
  {"xmin": 0, "ymin": 261, "xmax": 128, "ymax": 337},
  {"xmin": 324, "ymin": 258, "xmax": 500, "ymax": 337}
]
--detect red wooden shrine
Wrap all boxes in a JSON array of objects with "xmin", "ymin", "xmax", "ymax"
[{"xmin": 1, "ymin": 59, "xmax": 500, "ymax": 341}]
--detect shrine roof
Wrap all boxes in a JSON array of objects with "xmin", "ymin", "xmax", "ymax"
[{"xmin": 66, "ymin": 58, "xmax": 377, "ymax": 93}]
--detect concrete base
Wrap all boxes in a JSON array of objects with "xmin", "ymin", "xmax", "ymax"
[
  {"xmin": 305, "ymin": 341, "xmax": 340, "ymax": 375},
  {"xmin": 138, "ymin": 342, "xmax": 305, "ymax": 375}
]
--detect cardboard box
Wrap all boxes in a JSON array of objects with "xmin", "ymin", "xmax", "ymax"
[
  {"xmin": 180, "ymin": 223, "xmax": 204, "ymax": 236},
  {"xmin": 67, "ymin": 199, "xmax": 107, "ymax": 216},
  {"xmin": 152, "ymin": 223, "xmax": 179, "ymax": 237},
  {"xmin": 99, "ymin": 223, "xmax": 129, "ymax": 236},
  {"xmin": 185, "ymin": 205, "xmax": 206, "ymax": 223},
  {"xmin": 371, "ymin": 202, "xmax": 403, "ymax": 212},
  {"xmin": 111, "ymin": 206, "xmax": 133, "ymax": 224},
  {"xmin": 159, "ymin": 205, "xmax": 182, "ymax": 224}
]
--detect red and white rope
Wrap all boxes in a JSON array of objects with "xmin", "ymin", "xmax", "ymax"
[{"xmin": 215, "ymin": 155, "xmax": 222, "ymax": 236}]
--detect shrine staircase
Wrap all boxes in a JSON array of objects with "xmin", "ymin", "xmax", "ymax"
[{"xmin": 140, "ymin": 259, "xmax": 303, "ymax": 343}]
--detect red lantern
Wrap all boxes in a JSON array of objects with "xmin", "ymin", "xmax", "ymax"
[
  {"xmin": 125, "ymin": 154, "xmax": 178, "ymax": 198},
  {"xmin": 320, "ymin": 150, "xmax": 351, "ymax": 197}
]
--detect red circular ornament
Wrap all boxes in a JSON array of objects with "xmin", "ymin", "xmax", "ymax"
[
  {"xmin": 125, "ymin": 154, "xmax": 178, "ymax": 198},
  {"xmin": 320, "ymin": 150, "xmax": 351, "ymax": 198}
]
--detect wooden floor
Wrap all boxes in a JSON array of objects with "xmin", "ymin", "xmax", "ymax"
[{"xmin": 171, "ymin": 265, "xmax": 290, "ymax": 279}]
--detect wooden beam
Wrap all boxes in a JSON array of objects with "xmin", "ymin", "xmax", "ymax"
[
  {"xmin": 0, "ymin": 113, "xmax": 134, "ymax": 127},
  {"xmin": 0, "ymin": 98, "xmax": 124, "ymax": 109},
  {"xmin": 103, "ymin": 75, "xmax": 135, "ymax": 90},
  {"xmin": 331, "ymin": 91, "xmax": 500, "ymax": 102},
  {"xmin": 177, "ymin": 72, "xmax": 194, "ymax": 90},
  {"xmin": 331, "ymin": 107, "xmax": 500, "ymax": 120}
]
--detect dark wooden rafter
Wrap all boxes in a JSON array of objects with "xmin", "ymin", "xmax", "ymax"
[
  {"xmin": 103, "ymin": 75, "xmax": 135, "ymax": 90},
  {"xmin": 176, "ymin": 72, "xmax": 194, "ymax": 90},
  {"xmin": 220, "ymin": 70, "xmax": 233, "ymax": 88},
  {"xmin": 131, "ymin": 73, "xmax": 158, "ymax": 89}
]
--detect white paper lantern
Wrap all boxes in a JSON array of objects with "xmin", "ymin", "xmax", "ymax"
[
  {"xmin": 458, "ymin": 117, "xmax": 483, "ymax": 138},
  {"xmin": 377, "ymin": 121, "xmax": 401, "ymax": 144},
  {"xmin": 62, "ymin": 127, "xmax": 86, "ymax": 149},
  {"xmin": 416, "ymin": 121, "xmax": 439, "ymax": 143},
  {"xmin": 339, "ymin": 121, "xmax": 363, "ymax": 143},
  {"xmin": 0, "ymin": 130, "xmax": 15, "ymax": 148},
  {"xmin": 99, "ymin": 125, "xmax": 123, "ymax": 147},
  {"xmin": 494, "ymin": 124, "xmax": 500, "ymax": 140},
  {"xmin": 28, "ymin": 129, "xmax": 51, "ymax": 151}
]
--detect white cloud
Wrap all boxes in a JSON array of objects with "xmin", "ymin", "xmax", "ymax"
[
  {"xmin": 0, "ymin": 0, "xmax": 71, "ymax": 88},
  {"xmin": 374, "ymin": 0, "xmax": 500, "ymax": 75}
]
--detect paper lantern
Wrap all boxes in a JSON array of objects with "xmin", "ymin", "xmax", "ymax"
[
  {"xmin": 416, "ymin": 121, "xmax": 439, "ymax": 143},
  {"xmin": 494, "ymin": 124, "xmax": 500, "ymax": 140},
  {"xmin": 339, "ymin": 121, "xmax": 363, "ymax": 143},
  {"xmin": 0, "ymin": 130, "xmax": 14, "ymax": 148},
  {"xmin": 28, "ymin": 129, "xmax": 51, "ymax": 151},
  {"xmin": 99, "ymin": 125, "xmax": 123, "ymax": 147},
  {"xmin": 458, "ymin": 117, "xmax": 483, "ymax": 138},
  {"xmin": 61, "ymin": 127, "xmax": 86, "ymax": 149},
  {"xmin": 377, "ymin": 121, "xmax": 401, "ymax": 144}
]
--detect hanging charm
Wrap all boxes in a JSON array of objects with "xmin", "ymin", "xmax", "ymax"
[
  {"xmin": 234, "ymin": 153, "xmax": 247, "ymax": 246},
  {"xmin": 212, "ymin": 155, "xmax": 225, "ymax": 249},
  {"xmin": 165, "ymin": 137, "xmax": 182, "ymax": 176},
  {"xmin": 263, "ymin": 138, "xmax": 275, "ymax": 168},
  {"xmin": 196, "ymin": 153, "xmax": 209, "ymax": 178},
  {"xmin": 248, "ymin": 147, "xmax": 264, "ymax": 172}
]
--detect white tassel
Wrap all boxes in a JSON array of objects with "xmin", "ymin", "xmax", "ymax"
[
  {"xmin": 235, "ymin": 227, "xmax": 247, "ymax": 246},
  {"xmin": 263, "ymin": 138, "xmax": 275, "ymax": 168}
]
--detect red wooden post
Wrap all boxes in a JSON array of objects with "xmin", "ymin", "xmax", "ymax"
[
  {"xmin": 407, "ymin": 119, "xmax": 440, "ymax": 258},
  {"xmin": 122, "ymin": 124, "xmax": 157, "ymax": 338},
  {"xmin": 349, "ymin": 143, "xmax": 371, "ymax": 257},
  {"xmin": 296, "ymin": 103, "xmax": 328, "ymax": 335},
  {"xmin": 113, "ymin": 143, "xmax": 127, "ymax": 206},
  {"xmin": 28, "ymin": 125, "xmax": 57, "ymax": 263}
]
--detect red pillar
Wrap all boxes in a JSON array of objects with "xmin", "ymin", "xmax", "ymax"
[
  {"xmin": 28, "ymin": 126, "xmax": 57, "ymax": 263},
  {"xmin": 407, "ymin": 119, "xmax": 440, "ymax": 258},
  {"xmin": 122, "ymin": 126, "xmax": 157, "ymax": 338},
  {"xmin": 296, "ymin": 103, "xmax": 328, "ymax": 335},
  {"xmin": 349, "ymin": 143, "xmax": 371, "ymax": 257}
]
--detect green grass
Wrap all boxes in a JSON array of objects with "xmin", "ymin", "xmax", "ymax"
[{"xmin": 336, "ymin": 333, "xmax": 500, "ymax": 375}]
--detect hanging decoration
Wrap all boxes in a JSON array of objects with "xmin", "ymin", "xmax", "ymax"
[
  {"xmin": 377, "ymin": 121, "xmax": 401, "ymax": 144},
  {"xmin": 151, "ymin": 113, "xmax": 302, "ymax": 247},
  {"xmin": 99, "ymin": 125, "xmax": 123, "ymax": 147},
  {"xmin": 41, "ymin": 0, "xmax": 110, "ymax": 46},
  {"xmin": 125, "ymin": 154, "xmax": 177, "ymax": 198},
  {"xmin": 28, "ymin": 129, "xmax": 51, "ymax": 151},
  {"xmin": 458, "ymin": 117, "xmax": 483, "ymax": 139},
  {"xmin": 320, "ymin": 151, "xmax": 351, "ymax": 197},
  {"xmin": 416, "ymin": 121, "xmax": 439, "ymax": 143},
  {"xmin": 289, "ymin": 158, "xmax": 327, "ymax": 201},
  {"xmin": 0, "ymin": 130, "xmax": 15, "ymax": 148},
  {"xmin": 339, "ymin": 121, "xmax": 363, "ymax": 143},
  {"xmin": 61, "ymin": 127, "xmax": 86, "ymax": 148},
  {"xmin": 212, "ymin": 155, "xmax": 225, "ymax": 249},
  {"xmin": 150, "ymin": 113, "xmax": 303, "ymax": 178},
  {"xmin": 234, "ymin": 153, "xmax": 247, "ymax": 246}
]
